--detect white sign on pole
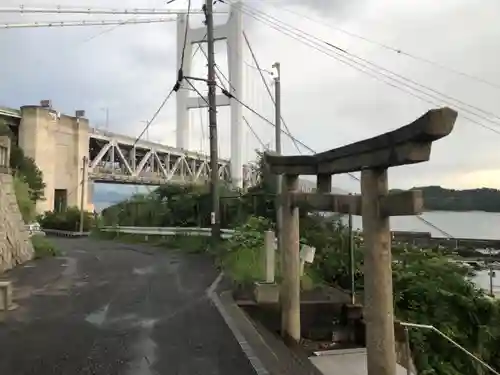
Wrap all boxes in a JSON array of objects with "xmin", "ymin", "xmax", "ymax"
[{"xmin": 300, "ymin": 245, "xmax": 316, "ymax": 264}]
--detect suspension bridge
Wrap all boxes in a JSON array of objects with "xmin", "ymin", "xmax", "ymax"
[
  {"xmin": 2, "ymin": 2, "xmax": 500, "ymax": 375},
  {"xmin": 0, "ymin": 2, "xmax": 286, "ymax": 214},
  {"xmin": 1, "ymin": 1, "xmax": 500, "ymax": 232}
]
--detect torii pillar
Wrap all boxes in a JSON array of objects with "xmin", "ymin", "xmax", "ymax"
[{"xmin": 176, "ymin": 1, "xmax": 244, "ymax": 188}]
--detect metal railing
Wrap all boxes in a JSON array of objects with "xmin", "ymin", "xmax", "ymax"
[
  {"xmin": 400, "ymin": 322, "xmax": 500, "ymax": 375},
  {"xmin": 100, "ymin": 226, "xmax": 235, "ymax": 239}
]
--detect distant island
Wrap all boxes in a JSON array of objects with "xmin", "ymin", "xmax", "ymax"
[
  {"xmin": 397, "ymin": 186, "xmax": 500, "ymax": 213},
  {"xmin": 92, "ymin": 185, "xmax": 500, "ymax": 213}
]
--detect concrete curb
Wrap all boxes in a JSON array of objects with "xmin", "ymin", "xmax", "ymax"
[
  {"xmin": 207, "ymin": 273, "xmax": 270, "ymax": 375},
  {"xmin": 207, "ymin": 273, "xmax": 324, "ymax": 375}
]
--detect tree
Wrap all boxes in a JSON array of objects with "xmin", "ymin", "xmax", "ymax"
[
  {"xmin": 0, "ymin": 121, "xmax": 45, "ymax": 203},
  {"xmin": 13, "ymin": 175, "xmax": 36, "ymax": 223}
]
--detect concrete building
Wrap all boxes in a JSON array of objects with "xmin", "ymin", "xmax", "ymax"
[{"xmin": 1, "ymin": 102, "xmax": 93, "ymax": 214}]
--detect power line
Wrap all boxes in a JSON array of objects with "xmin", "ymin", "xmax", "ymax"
[
  {"xmin": 244, "ymin": 60, "xmax": 273, "ymax": 75},
  {"xmin": 243, "ymin": 116, "xmax": 267, "ymax": 150},
  {"xmin": 81, "ymin": 15, "xmax": 138, "ymax": 44},
  {"xmin": 185, "ymin": 67, "xmax": 268, "ymax": 160},
  {"xmin": 233, "ymin": 3, "xmax": 500, "ymax": 136},
  {"xmin": 0, "ymin": 6, "xmax": 221, "ymax": 15},
  {"xmin": 132, "ymin": 86, "xmax": 177, "ymax": 147},
  {"xmin": 0, "ymin": 17, "xmax": 176, "ymax": 29},
  {"xmin": 195, "ymin": 44, "xmax": 267, "ymax": 156},
  {"xmin": 239, "ymin": 2, "xmax": 500, "ymax": 125},
  {"xmin": 184, "ymin": 77, "xmax": 210, "ymax": 107},
  {"xmin": 256, "ymin": 0, "xmax": 500, "ymax": 91}
]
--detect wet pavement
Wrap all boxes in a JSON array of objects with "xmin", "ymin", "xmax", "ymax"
[{"xmin": 0, "ymin": 237, "xmax": 256, "ymax": 375}]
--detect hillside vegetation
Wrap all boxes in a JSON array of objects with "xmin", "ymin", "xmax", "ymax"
[
  {"xmin": 0, "ymin": 121, "xmax": 45, "ymax": 222},
  {"xmin": 410, "ymin": 186, "xmax": 500, "ymax": 212}
]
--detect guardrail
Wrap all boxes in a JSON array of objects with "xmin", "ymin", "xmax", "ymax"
[
  {"xmin": 42, "ymin": 229, "xmax": 90, "ymax": 237},
  {"xmin": 100, "ymin": 226, "xmax": 235, "ymax": 239}
]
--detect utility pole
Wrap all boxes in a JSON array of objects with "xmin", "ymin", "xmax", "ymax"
[
  {"xmin": 348, "ymin": 211, "xmax": 356, "ymax": 304},
  {"xmin": 273, "ymin": 62, "xmax": 282, "ymax": 238},
  {"xmin": 489, "ymin": 248, "xmax": 495, "ymax": 297},
  {"xmin": 79, "ymin": 156, "xmax": 88, "ymax": 233},
  {"xmin": 204, "ymin": 0, "xmax": 221, "ymax": 242},
  {"xmin": 272, "ymin": 62, "xmax": 286, "ymax": 333}
]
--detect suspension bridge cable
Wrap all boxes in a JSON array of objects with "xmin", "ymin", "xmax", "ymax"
[
  {"xmin": 0, "ymin": 17, "xmax": 176, "ymax": 29},
  {"xmin": 230, "ymin": 3, "xmax": 500, "ymax": 135},
  {"xmin": 237, "ymin": 2, "xmax": 500, "ymax": 125},
  {"xmin": 219, "ymin": 85, "xmax": 455, "ymax": 239},
  {"xmin": 242, "ymin": 30, "xmax": 302, "ymax": 154},
  {"xmin": 197, "ymin": 44, "xmax": 231, "ymax": 90},
  {"xmin": 196, "ymin": 43, "xmax": 284, "ymax": 154},
  {"xmin": 254, "ymin": 0, "xmax": 500, "ymax": 91},
  {"xmin": 197, "ymin": 46, "xmax": 267, "ymax": 155},
  {"xmin": 194, "ymin": 30, "xmax": 271, "ymax": 141},
  {"xmin": 179, "ymin": 0, "xmax": 192, "ymax": 76},
  {"xmin": 185, "ymin": 68, "xmax": 267, "ymax": 154}
]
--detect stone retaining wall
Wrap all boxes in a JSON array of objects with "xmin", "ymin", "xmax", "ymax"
[{"xmin": 0, "ymin": 136, "xmax": 34, "ymax": 273}]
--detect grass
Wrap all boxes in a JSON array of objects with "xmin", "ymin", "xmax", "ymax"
[
  {"xmin": 218, "ymin": 245, "xmax": 265, "ymax": 285},
  {"xmin": 31, "ymin": 235, "xmax": 60, "ymax": 259},
  {"xmin": 219, "ymin": 250, "xmax": 321, "ymax": 290}
]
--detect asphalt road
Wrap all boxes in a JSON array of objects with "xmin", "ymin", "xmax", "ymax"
[{"xmin": 0, "ymin": 237, "xmax": 256, "ymax": 375}]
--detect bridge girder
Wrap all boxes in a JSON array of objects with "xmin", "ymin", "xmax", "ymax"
[{"xmin": 88, "ymin": 128, "xmax": 258, "ymax": 187}]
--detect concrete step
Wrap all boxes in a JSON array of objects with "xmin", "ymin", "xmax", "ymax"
[{"xmin": 310, "ymin": 348, "xmax": 414, "ymax": 375}]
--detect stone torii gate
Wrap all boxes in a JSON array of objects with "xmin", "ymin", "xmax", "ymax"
[{"xmin": 264, "ymin": 107, "xmax": 458, "ymax": 375}]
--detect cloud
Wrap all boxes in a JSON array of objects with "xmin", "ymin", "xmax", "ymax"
[
  {"xmin": 1, "ymin": 0, "xmax": 500, "ymax": 194},
  {"xmin": 268, "ymin": 0, "xmax": 365, "ymax": 20}
]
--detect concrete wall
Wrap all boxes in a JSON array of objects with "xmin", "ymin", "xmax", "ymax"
[
  {"xmin": 18, "ymin": 106, "xmax": 92, "ymax": 213},
  {"xmin": 0, "ymin": 136, "xmax": 34, "ymax": 273}
]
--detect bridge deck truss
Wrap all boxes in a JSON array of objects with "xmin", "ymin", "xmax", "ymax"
[{"xmin": 88, "ymin": 129, "xmax": 245, "ymax": 186}]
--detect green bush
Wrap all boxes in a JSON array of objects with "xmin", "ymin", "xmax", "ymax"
[
  {"xmin": 223, "ymin": 212, "xmax": 500, "ymax": 374},
  {"xmin": 38, "ymin": 206, "xmax": 94, "ymax": 232},
  {"xmin": 392, "ymin": 246, "xmax": 500, "ymax": 375},
  {"xmin": 300, "ymin": 215, "xmax": 500, "ymax": 375},
  {"xmin": 13, "ymin": 175, "xmax": 35, "ymax": 223},
  {"xmin": 0, "ymin": 121, "xmax": 45, "ymax": 202},
  {"xmin": 220, "ymin": 216, "xmax": 271, "ymax": 286},
  {"xmin": 31, "ymin": 235, "xmax": 59, "ymax": 259}
]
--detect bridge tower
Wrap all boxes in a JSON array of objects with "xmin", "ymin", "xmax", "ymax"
[{"xmin": 176, "ymin": 1, "xmax": 244, "ymax": 188}]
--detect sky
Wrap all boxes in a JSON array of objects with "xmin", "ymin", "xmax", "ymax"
[{"xmin": 1, "ymin": 0, "xmax": 500, "ymax": 196}]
